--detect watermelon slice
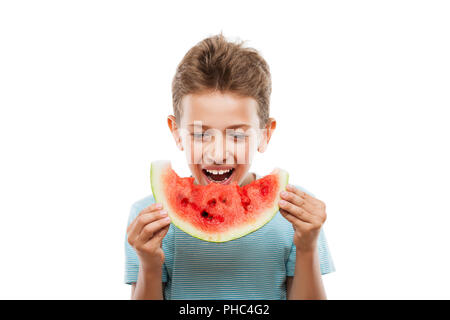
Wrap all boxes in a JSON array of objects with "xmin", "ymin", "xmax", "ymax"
[{"xmin": 150, "ymin": 160, "xmax": 289, "ymax": 243}]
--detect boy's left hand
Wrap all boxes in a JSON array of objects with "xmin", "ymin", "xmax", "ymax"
[{"xmin": 279, "ymin": 184, "xmax": 327, "ymax": 253}]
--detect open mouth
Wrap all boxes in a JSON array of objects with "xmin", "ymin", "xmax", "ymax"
[{"xmin": 202, "ymin": 168, "xmax": 235, "ymax": 184}]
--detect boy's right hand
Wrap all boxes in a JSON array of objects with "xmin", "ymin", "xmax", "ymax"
[{"xmin": 126, "ymin": 203, "xmax": 171, "ymax": 272}]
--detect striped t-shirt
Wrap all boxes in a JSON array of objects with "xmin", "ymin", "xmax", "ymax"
[{"xmin": 124, "ymin": 179, "xmax": 335, "ymax": 299}]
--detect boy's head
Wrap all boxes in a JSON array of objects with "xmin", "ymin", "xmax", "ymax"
[{"xmin": 167, "ymin": 33, "xmax": 276, "ymax": 186}]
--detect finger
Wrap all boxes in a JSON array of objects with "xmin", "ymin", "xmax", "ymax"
[
  {"xmin": 284, "ymin": 185, "xmax": 327, "ymax": 222},
  {"xmin": 279, "ymin": 208, "xmax": 311, "ymax": 229},
  {"xmin": 137, "ymin": 216, "xmax": 171, "ymax": 243},
  {"xmin": 127, "ymin": 203, "xmax": 163, "ymax": 233},
  {"xmin": 280, "ymin": 208, "xmax": 295, "ymax": 224},
  {"xmin": 148, "ymin": 224, "xmax": 170, "ymax": 246},
  {"xmin": 286, "ymin": 184, "xmax": 323, "ymax": 207},
  {"xmin": 128, "ymin": 210, "xmax": 167, "ymax": 245},
  {"xmin": 280, "ymin": 190, "xmax": 315, "ymax": 213},
  {"xmin": 279, "ymin": 199, "xmax": 315, "ymax": 223},
  {"xmin": 134, "ymin": 210, "xmax": 169, "ymax": 237},
  {"xmin": 139, "ymin": 203, "xmax": 164, "ymax": 216}
]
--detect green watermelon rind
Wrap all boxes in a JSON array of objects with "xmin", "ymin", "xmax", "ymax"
[{"xmin": 150, "ymin": 160, "xmax": 289, "ymax": 243}]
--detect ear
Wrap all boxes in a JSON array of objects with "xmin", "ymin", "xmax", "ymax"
[
  {"xmin": 258, "ymin": 117, "xmax": 276, "ymax": 153},
  {"xmin": 167, "ymin": 115, "xmax": 184, "ymax": 151}
]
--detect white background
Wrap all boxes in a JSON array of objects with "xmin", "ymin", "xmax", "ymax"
[{"xmin": 0, "ymin": 1, "xmax": 449, "ymax": 299}]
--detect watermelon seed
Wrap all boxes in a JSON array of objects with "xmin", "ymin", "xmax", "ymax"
[
  {"xmin": 201, "ymin": 210, "xmax": 209, "ymax": 218},
  {"xmin": 201, "ymin": 210, "xmax": 215, "ymax": 221},
  {"xmin": 207, "ymin": 198, "xmax": 217, "ymax": 207}
]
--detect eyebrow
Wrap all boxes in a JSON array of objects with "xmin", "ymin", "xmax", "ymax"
[{"xmin": 187, "ymin": 123, "xmax": 252, "ymax": 129}]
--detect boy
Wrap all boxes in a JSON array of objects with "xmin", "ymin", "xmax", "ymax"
[{"xmin": 125, "ymin": 33, "xmax": 335, "ymax": 300}]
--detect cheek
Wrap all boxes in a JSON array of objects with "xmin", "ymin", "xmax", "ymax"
[
  {"xmin": 227, "ymin": 138, "xmax": 257, "ymax": 165},
  {"xmin": 240, "ymin": 134, "xmax": 258, "ymax": 165},
  {"xmin": 184, "ymin": 137, "xmax": 204, "ymax": 165}
]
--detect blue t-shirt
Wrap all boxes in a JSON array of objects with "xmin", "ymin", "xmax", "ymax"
[{"xmin": 124, "ymin": 180, "xmax": 335, "ymax": 300}]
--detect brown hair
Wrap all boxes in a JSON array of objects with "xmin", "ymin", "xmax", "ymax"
[{"xmin": 171, "ymin": 32, "xmax": 272, "ymax": 128}]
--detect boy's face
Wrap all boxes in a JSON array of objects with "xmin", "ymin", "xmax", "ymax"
[{"xmin": 168, "ymin": 90, "xmax": 275, "ymax": 186}]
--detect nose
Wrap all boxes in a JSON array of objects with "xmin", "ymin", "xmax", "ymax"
[{"xmin": 204, "ymin": 134, "xmax": 231, "ymax": 165}]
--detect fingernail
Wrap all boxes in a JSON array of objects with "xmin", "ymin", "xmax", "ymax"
[
  {"xmin": 164, "ymin": 217, "xmax": 171, "ymax": 222},
  {"xmin": 160, "ymin": 210, "xmax": 168, "ymax": 216},
  {"xmin": 280, "ymin": 191, "xmax": 288, "ymax": 197},
  {"xmin": 279, "ymin": 200, "xmax": 287, "ymax": 206},
  {"xmin": 155, "ymin": 203, "xmax": 163, "ymax": 209}
]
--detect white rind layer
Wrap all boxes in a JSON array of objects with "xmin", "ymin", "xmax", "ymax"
[{"xmin": 150, "ymin": 160, "xmax": 289, "ymax": 243}]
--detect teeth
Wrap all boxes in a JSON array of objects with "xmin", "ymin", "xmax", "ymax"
[{"xmin": 205, "ymin": 169, "xmax": 232, "ymax": 175}]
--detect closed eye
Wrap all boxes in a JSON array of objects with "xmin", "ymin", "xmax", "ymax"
[
  {"xmin": 230, "ymin": 133, "xmax": 248, "ymax": 140},
  {"xmin": 191, "ymin": 132, "xmax": 211, "ymax": 140}
]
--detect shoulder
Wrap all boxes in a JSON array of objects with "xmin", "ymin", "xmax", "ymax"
[{"xmin": 131, "ymin": 194, "xmax": 155, "ymax": 211}]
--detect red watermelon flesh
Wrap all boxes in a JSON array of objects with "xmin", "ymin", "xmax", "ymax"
[{"xmin": 151, "ymin": 160, "xmax": 289, "ymax": 242}]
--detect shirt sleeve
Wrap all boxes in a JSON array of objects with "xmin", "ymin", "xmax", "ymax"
[
  {"xmin": 124, "ymin": 203, "xmax": 168, "ymax": 284},
  {"xmin": 286, "ymin": 227, "xmax": 336, "ymax": 276}
]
